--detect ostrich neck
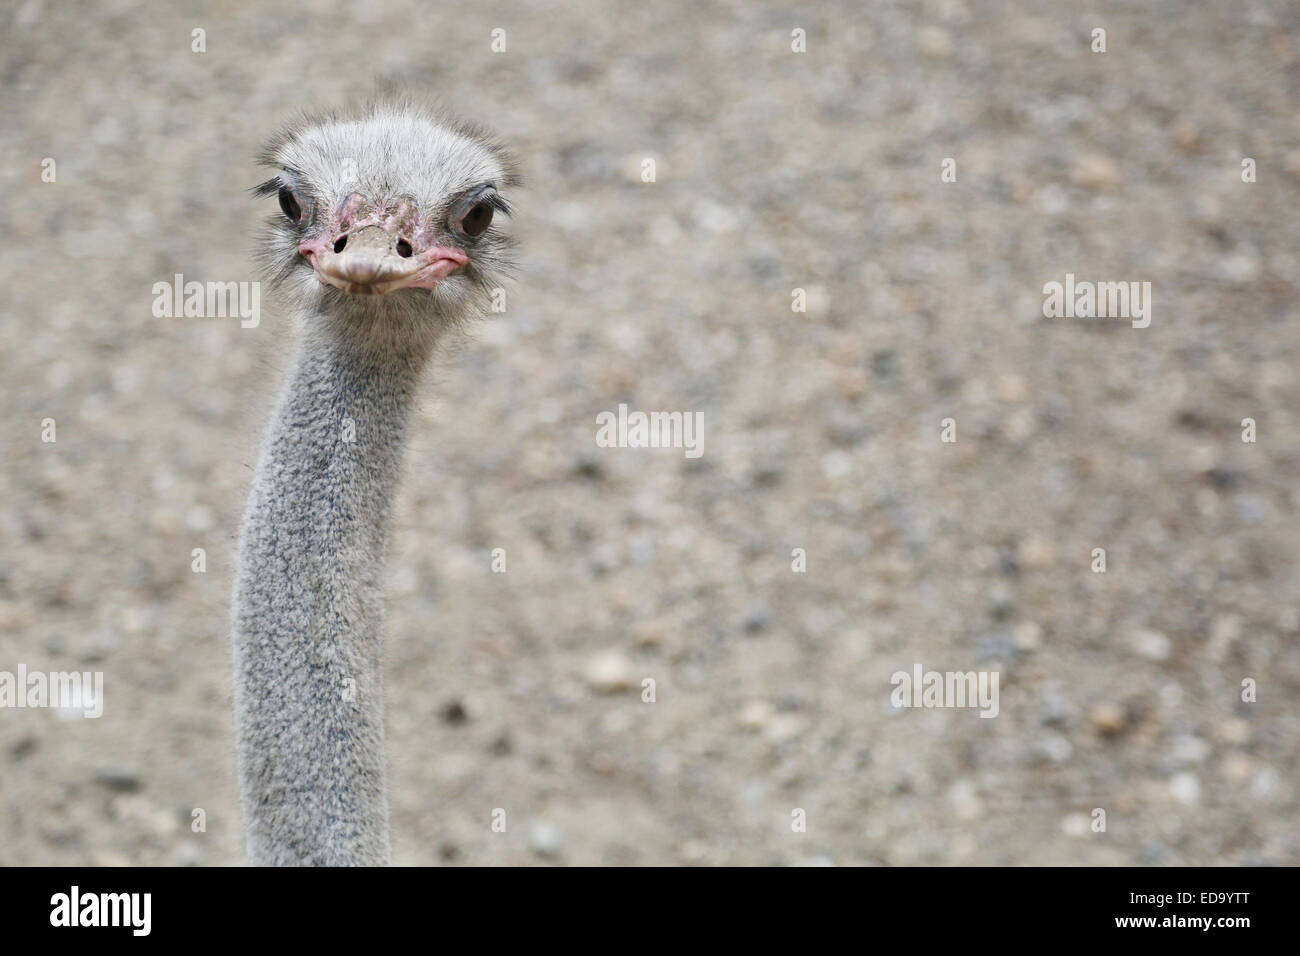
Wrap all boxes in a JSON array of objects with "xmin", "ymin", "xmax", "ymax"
[{"xmin": 232, "ymin": 317, "xmax": 430, "ymax": 866}]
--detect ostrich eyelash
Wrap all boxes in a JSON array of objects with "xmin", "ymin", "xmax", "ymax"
[
  {"xmin": 485, "ymin": 193, "xmax": 512, "ymax": 216},
  {"xmin": 251, "ymin": 176, "xmax": 283, "ymax": 199},
  {"xmin": 251, "ymin": 167, "xmax": 308, "ymax": 199}
]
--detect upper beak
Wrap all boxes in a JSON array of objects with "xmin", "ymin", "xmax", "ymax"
[{"xmin": 300, "ymin": 225, "xmax": 468, "ymax": 295}]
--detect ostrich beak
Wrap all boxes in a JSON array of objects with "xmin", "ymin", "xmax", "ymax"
[{"xmin": 300, "ymin": 225, "xmax": 468, "ymax": 295}]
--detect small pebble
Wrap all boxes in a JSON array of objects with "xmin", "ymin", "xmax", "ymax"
[
  {"xmin": 1012, "ymin": 621, "xmax": 1043, "ymax": 651},
  {"xmin": 1071, "ymin": 153, "xmax": 1120, "ymax": 188},
  {"xmin": 765, "ymin": 713, "xmax": 808, "ymax": 745},
  {"xmin": 1129, "ymin": 628, "xmax": 1171, "ymax": 662},
  {"xmin": 1037, "ymin": 733, "xmax": 1073, "ymax": 764},
  {"xmin": 737, "ymin": 700, "xmax": 773, "ymax": 731},
  {"xmin": 1039, "ymin": 682, "xmax": 1071, "ymax": 726},
  {"xmin": 1169, "ymin": 772, "xmax": 1200, "ymax": 805},
  {"xmin": 1215, "ymin": 718, "xmax": 1250, "ymax": 745},
  {"xmin": 528, "ymin": 821, "xmax": 564, "ymax": 857},
  {"xmin": 996, "ymin": 373, "xmax": 1028, "ymax": 404},
  {"xmin": 1221, "ymin": 753, "xmax": 1252, "ymax": 783},
  {"xmin": 440, "ymin": 700, "xmax": 469, "ymax": 725},
  {"xmin": 1019, "ymin": 538, "xmax": 1056, "ymax": 569},
  {"xmin": 1250, "ymin": 768, "xmax": 1279, "ymax": 799},
  {"xmin": 583, "ymin": 650, "xmax": 636, "ymax": 692},
  {"xmin": 1061, "ymin": 813, "xmax": 1090, "ymax": 837},
  {"xmin": 1090, "ymin": 702, "xmax": 1127, "ymax": 735},
  {"xmin": 93, "ymin": 767, "xmax": 142, "ymax": 793},
  {"xmin": 1170, "ymin": 734, "xmax": 1210, "ymax": 764}
]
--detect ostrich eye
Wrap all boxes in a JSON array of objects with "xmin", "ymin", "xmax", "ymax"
[
  {"xmin": 278, "ymin": 184, "xmax": 302, "ymax": 223},
  {"xmin": 458, "ymin": 200, "xmax": 493, "ymax": 238},
  {"xmin": 452, "ymin": 186, "xmax": 499, "ymax": 239}
]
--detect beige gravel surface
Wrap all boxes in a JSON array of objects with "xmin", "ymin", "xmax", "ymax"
[{"xmin": 1, "ymin": 0, "xmax": 1298, "ymax": 865}]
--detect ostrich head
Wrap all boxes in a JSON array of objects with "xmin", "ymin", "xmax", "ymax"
[{"xmin": 255, "ymin": 98, "xmax": 519, "ymax": 337}]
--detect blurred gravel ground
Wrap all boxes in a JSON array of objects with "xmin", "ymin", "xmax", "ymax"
[{"xmin": 1, "ymin": 0, "xmax": 1298, "ymax": 865}]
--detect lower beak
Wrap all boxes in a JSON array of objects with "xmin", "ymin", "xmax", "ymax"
[
  {"xmin": 300, "ymin": 229, "xmax": 468, "ymax": 295},
  {"xmin": 313, "ymin": 251, "xmax": 466, "ymax": 295}
]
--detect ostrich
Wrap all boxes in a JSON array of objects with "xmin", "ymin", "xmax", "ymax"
[{"xmin": 231, "ymin": 98, "xmax": 519, "ymax": 865}]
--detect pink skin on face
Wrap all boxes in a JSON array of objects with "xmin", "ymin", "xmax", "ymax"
[{"xmin": 298, "ymin": 192, "xmax": 470, "ymax": 295}]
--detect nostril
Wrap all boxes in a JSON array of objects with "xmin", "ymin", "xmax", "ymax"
[
  {"xmin": 333, "ymin": 235, "xmax": 348, "ymax": 254},
  {"xmin": 396, "ymin": 238, "xmax": 413, "ymax": 258}
]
